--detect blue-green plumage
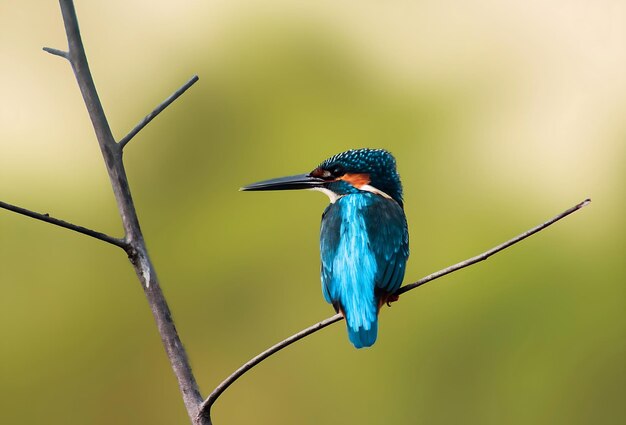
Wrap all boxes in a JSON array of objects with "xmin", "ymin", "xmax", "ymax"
[
  {"xmin": 321, "ymin": 192, "xmax": 408, "ymax": 347},
  {"xmin": 242, "ymin": 148, "xmax": 409, "ymax": 348}
]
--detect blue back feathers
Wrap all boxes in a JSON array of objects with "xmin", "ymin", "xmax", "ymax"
[{"xmin": 318, "ymin": 149, "xmax": 409, "ymax": 348}]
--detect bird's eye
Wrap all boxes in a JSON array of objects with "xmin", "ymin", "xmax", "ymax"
[{"xmin": 330, "ymin": 164, "xmax": 345, "ymax": 177}]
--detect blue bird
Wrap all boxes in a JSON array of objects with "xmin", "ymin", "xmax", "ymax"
[{"xmin": 242, "ymin": 148, "xmax": 409, "ymax": 348}]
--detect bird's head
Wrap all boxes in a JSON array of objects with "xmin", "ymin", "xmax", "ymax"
[{"xmin": 241, "ymin": 148, "xmax": 404, "ymax": 207}]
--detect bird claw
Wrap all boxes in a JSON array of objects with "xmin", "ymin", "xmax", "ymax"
[
  {"xmin": 386, "ymin": 294, "xmax": 400, "ymax": 307},
  {"xmin": 378, "ymin": 293, "xmax": 400, "ymax": 310}
]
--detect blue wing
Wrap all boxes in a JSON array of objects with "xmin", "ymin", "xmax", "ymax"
[
  {"xmin": 363, "ymin": 196, "xmax": 409, "ymax": 296},
  {"xmin": 320, "ymin": 202, "xmax": 341, "ymax": 306}
]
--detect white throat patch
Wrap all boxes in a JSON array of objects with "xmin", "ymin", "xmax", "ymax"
[
  {"xmin": 309, "ymin": 187, "xmax": 342, "ymax": 203},
  {"xmin": 359, "ymin": 184, "xmax": 393, "ymax": 200}
]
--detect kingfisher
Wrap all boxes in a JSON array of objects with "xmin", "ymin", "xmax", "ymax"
[{"xmin": 241, "ymin": 148, "xmax": 409, "ymax": 348}]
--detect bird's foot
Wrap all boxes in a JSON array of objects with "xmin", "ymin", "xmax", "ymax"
[
  {"xmin": 378, "ymin": 293, "xmax": 400, "ymax": 310},
  {"xmin": 386, "ymin": 294, "xmax": 400, "ymax": 307}
]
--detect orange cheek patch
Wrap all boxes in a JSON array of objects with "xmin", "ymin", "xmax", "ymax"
[{"xmin": 340, "ymin": 173, "xmax": 371, "ymax": 188}]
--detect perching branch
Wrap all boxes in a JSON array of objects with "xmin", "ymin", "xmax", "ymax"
[
  {"xmin": 38, "ymin": 1, "xmax": 208, "ymax": 424},
  {"xmin": 118, "ymin": 75, "xmax": 200, "ymax": 150},
  {"xmin": 197, "ymin": 313, "xmax": 343, "ymax": 419},
  {"xmin": 397, "ymin": 198, "xmax": 592, "ymax": 295},
  {"xmin": 198, "ymin": 198, "xmax": 591, "ymax": 419},
  {"xmin": 0, "ymin": 200, "xmax": 127, "ymax": 249}
]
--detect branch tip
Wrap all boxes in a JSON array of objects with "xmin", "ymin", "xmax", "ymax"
[
  {"xmin": 118, "ymin": 74, "xmax": 200, "ymax": 150},
  {"xmin": 42, "ymin": 47, "xmax": 68, "ymax": 59}
]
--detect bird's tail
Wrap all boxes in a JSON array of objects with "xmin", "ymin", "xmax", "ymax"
[{"xmin": 347, "ymin": 320, "xmax": 378, "ymax": 349}]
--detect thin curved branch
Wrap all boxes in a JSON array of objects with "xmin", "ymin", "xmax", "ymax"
[
  {"xmin": 397, "ymin": 197, "xmax": 592, "ymax": 295},
  {"xmin": 118, "ymin": 74, "xmax": 200, "ymax": 150},
  {"xmin": 198, "ymin": 197, "xmax": 591, "ymax": 418},
  {"xmin": 0, "ymin": 200, "xmax": 127, "ymax": 249},
  {"xmin": 197, "ymin": 314, "xmax": 344, "ymax": 420}
]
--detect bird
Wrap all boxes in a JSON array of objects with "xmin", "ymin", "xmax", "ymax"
[{"xmin": 241, "ymin": 148, "xmax": 409, "ymax": 348}]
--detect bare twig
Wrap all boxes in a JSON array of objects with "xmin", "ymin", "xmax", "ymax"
[
  {"xmin": 45, "ymin": 1, "xmax": 207, "ymax": 423},
  {"xmin": 397, "ymin": 197, "xmax": 592, "ymax": 295},
  {"xmin": 0, "ymin": 200, "xmax": 127, "ymax": 249},
  {"xmin": 198, "ymin": 314, "xmax": 344, "ymax": 419},
  {"xmin": 42, "ymin": 46, "xmax": 69, "ymax": 58},
  {"xmin": 198, "ymin": 198, "xmax": 591, "ymax": 419},
  {"xmin": 118, "ymin": 75, "xmax": 200, "ymax": 150}
]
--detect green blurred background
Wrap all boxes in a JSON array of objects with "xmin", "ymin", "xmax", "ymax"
[{"xmin": 0, "ymin": 1, "xmax": 624, "ymax": 424}]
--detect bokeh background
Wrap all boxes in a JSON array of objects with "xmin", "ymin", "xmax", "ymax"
[{"xmin": 0, "ymin": 1, "xmax": 624, "ymax": 424}]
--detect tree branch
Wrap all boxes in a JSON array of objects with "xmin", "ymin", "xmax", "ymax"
[
  {"xmin": 197, "ymin": 313, "xmax": 343, "ymax": 420},
  {"xmin": 198, "ymin": 197, "xmax": 591, "ymax": 419},
  {"xmin": 397, "ymin": 197, "xmax": 592, "ymax": 295},
  {"xmin": 49, "ymin": 1, "xmax": 207, "ymax": 423},
  {"xmin": 0, "ymin": 200, "xmax": 127, "ymax": 249},
  {"xmin": 118, "ymin": 75, "xmax": 200, "ymax": 150}
]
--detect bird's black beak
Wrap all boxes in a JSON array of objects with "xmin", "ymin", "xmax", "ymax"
[{"xmin": 240, "ymin": 173, "xmax": 326, "ymax": 191}]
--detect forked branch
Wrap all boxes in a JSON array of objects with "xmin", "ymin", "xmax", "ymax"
[
  {"xmin": 198, "ymin": 198, "xmax": 591, "ymax": 419},
  {"xmin": 38, "ymin": 1, "xmax": 207, "ymax": 424}
]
